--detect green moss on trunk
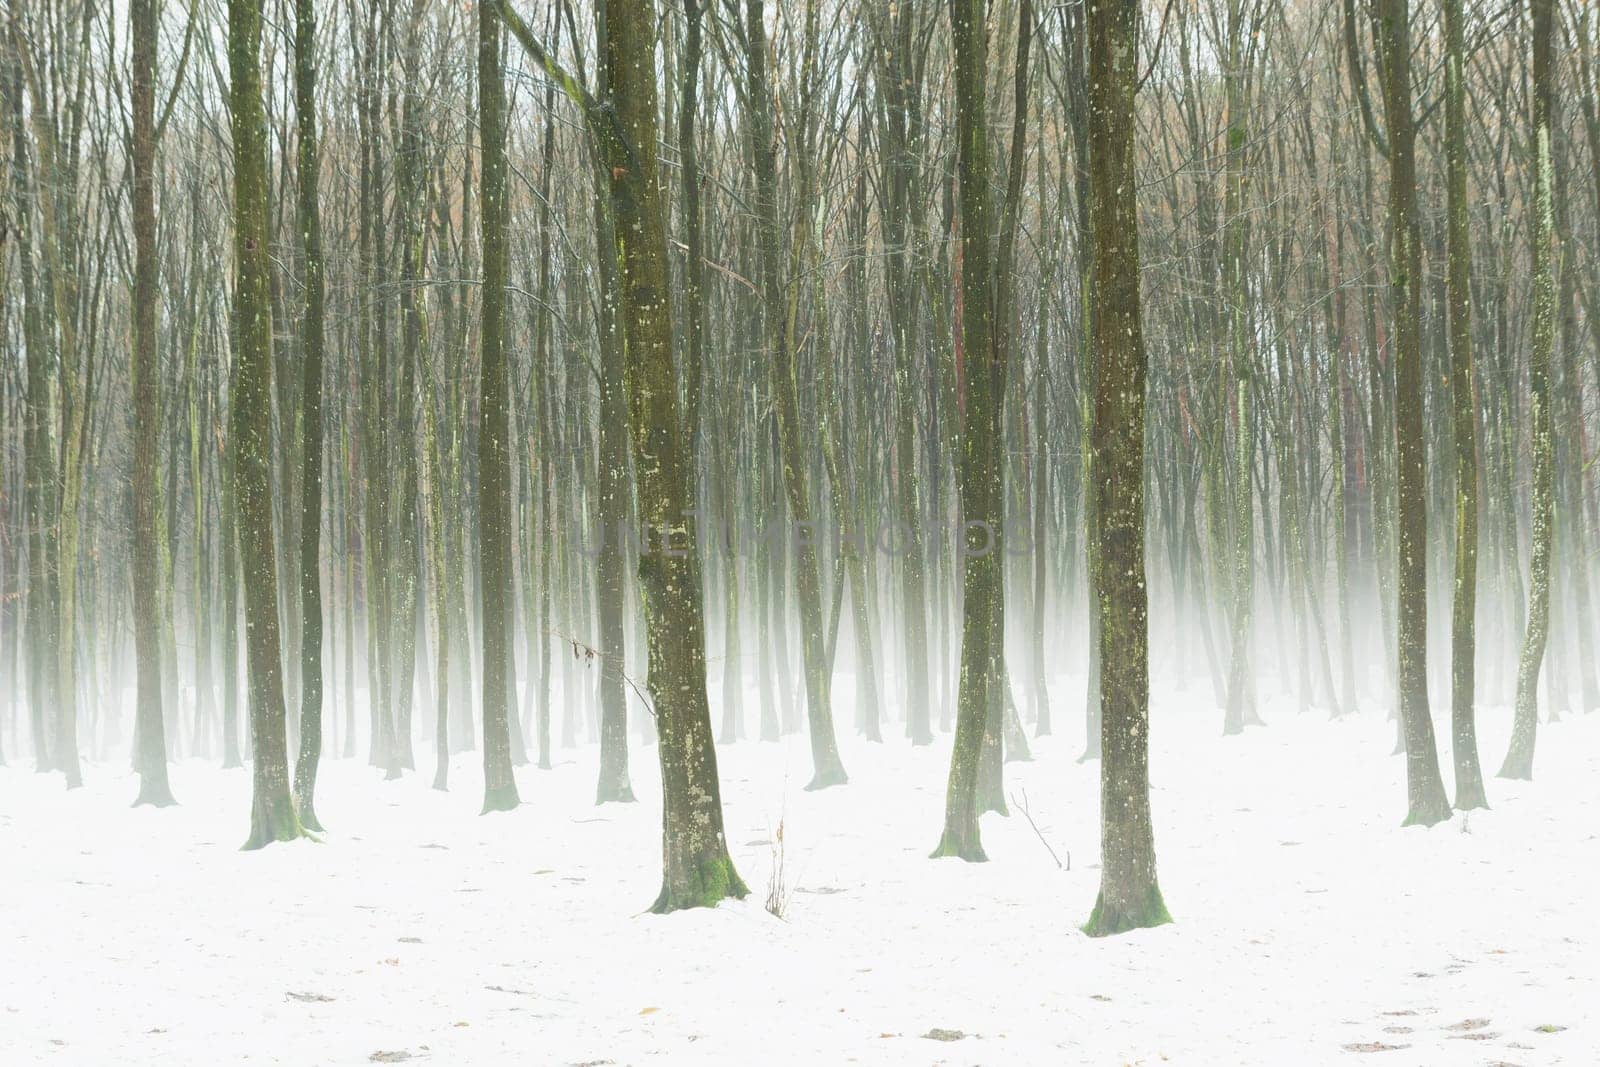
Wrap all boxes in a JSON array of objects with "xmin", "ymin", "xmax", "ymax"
[
  {"xmin": 930, "ymin": 822, "xmax": 988, "ymax": 863},
  {"xmin": 1083, "ymin": 884, "xmax": 1173, "ymax": 939},
  {"xmin": 650, "ymin": 854, "xmax": 749, "ymax": 914},
  {"xmin": 242, "ymin": 793, "xmax": 303, "ymax": 851}
]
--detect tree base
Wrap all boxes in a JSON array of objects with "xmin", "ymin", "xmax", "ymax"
[
  {"xmin": 804, "ymin": 763, "xmax": 849, "ymax": 791},
  {"xmin": 242, "ymin": 798, "xmax": 305, "ymax": 851},
  {"xmin": 297, "ymin": 803, "xmax": 325, "ymax": 833},
  {"xmin": 1495, "ymin": 755, "xmax": 1533, "ymax": 781},
  {"xmin": 800, "ymin": 758, "xmax": 851, "ymax": 793},
  {"xmin": 930, "ymin": 823, "xmax": 988, "ymax": 862},
  {"xmin": 650, "ymin": 853, "xmax": 749, "ymax": 914},
  {"xmin": 1453, "ymin": 787, "xmax": 1489, "ymax": 812},
  {"xmin": 1496, "ymin": 715, "xmax": 1535, "ymax": 781},
  {"xmin": 595, "ymin": 780, "xmax": 636, "ymax": 804},
  {"xmin": 480, "ymin": 784, "xmax": 521, "ymax": 813},
  {"xmin": 132, "ymin": 779, "xmax": 177, "ymax": 808},
  {"xmin": 1082, "ymin": 883, "xmax": 1172, "ymax": 938},
  {"xmin": 1401, "ymin": 792, "xmax": 1453, "ymax": 827}
]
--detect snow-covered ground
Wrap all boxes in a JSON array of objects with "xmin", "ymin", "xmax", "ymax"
[{"xmin": 3, "ymin": 682, "xmax": 1596, "ymax": 1065}]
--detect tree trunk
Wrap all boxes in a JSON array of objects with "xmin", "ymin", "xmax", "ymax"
[
  {"xmin": 1441, "ymin": 0, "xmax": 1486, "ymax": 809},
  {"xmin": 1373, "ymin": 0, "xmax": 1452, "ymax": 823},
  {"xmin": 1082, "ymin": 0, "xmax": 1172, "ymax": 938},
  {"xmin": 477, "ymin": 0, "xmax": 521, "ymax": 813},
  {"xmin": 130, "ymin": 0, "xmax": 175, "ymax": 807},
  {"xmin": 577, "ymin": 0, "xmax": 749, "ymax": 908},
  {"xmin": 231, "ymin": 0, "xmax": 300, "ymax": 848},
  {"xmin": 290, "ymin": 0, "xmax": 327, "ymax": 830},
  {"xmin": 1500, "ymin": 0, "xmax": 1556, "ymax": 781}
]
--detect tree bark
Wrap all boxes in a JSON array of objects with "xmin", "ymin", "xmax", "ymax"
[
  {"xmin": 1083, "ymin": 0, "xmax": 1172, "ymax": 937},
  {"xmin": 1372, "ymin": 0, "xmax": 1452, "ymax": 823},
  {"xmin": 1441, "ymin": 0, "xmax": 1486, "ymax": 809},
  {"xmin": 597, "ymin": 0, "xmax": 747, "ymax": 908},
  {"xmin": 290, "ymin": 0, "xmax": 327, "ymax": 830},
  {"xmin": 130, "ymin": 0, "xmax": 175, "ymax": 807},
  {"xmin": 1500, "ymin": 0, "xmax": 1556, "ymax": 781},
  {"xmin": 477, "ymin": 0, "xmax": 521, "ymax": 813},
  {"xmin": 231, "ymin": 0, "xmax": 301, "ymax": 848}
]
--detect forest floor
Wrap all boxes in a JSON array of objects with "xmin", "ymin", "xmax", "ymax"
[{"xmin": 2, "ymin": 681, "xmax": 1596, "ymax": 1065}]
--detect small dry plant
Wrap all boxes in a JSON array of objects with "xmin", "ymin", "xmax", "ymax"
[{"xmin": 765, "ymin": 817, "xmax": 791, "ymax": 919}]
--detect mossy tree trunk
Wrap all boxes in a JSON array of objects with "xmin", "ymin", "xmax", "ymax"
[
  {"xmin": 388, "ymin": 0, "xmax": 429, "ymax": 778},
  {"xmin": 500, "ymin": 0, "xmax": 752, "ymax": 909},
  {"xmin": 935, "ymin": 0, "xmax": 1032, "ymax": 855},
  {"xmin": 1500, "ymin": 0, "xmax": 1556, "ymax": 781},
  {"xmin": 477, "ymin": 0, "xmax": 521, "ymax": 814},
  {"xmin": 231, "ymin": 0, "xmax": 301, "ymax": 849},
  {"xmin": 1373, "ymin": 0, "xmax": 1452, "ymax": 824},
  {"xmin": 1082, "ymin": 0, "xmax": 1172, "ymax": 938},
  {"xmin": 130, "ymin": 0, "xmax": 175, "ymax": 808},
  {"xmin": 1062, "ymin": 0, "xmax": 1102, "ymax": 763},
  {"xmin": 290, "ymin": 0, "xmax": 327, "ymax": 831},
  {"xmin": 1221, "ymin": 0, "xmax": 1257, "ymax": 736},
  {"xmin": 1442, "ymin": 0, "xmax": 1487, "ymax": 809},
  {"xmin": 874, "ymin": 2, "xmax": 934, "ymax": 747},
  {"xmin": 932, "ymin": 0, "xmax": 999, "ymax": 860},
  {"xmin": 591, "ymin": 141, "xmax": 634, "ymax": 802}
]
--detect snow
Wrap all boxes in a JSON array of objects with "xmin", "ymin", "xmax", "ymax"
[{"xmin": 2, "ymin": 682, "xmax": 1596, "ymax": 1065}]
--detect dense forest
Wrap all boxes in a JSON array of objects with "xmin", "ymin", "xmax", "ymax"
[{"xmin": 1, "ymin": 0, "xmax": 1595, "ymax": 951}]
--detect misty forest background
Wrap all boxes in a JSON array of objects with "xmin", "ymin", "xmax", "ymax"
[{"xmin": 0, "ymin": 0, "xmax": 1592, "ymax": 931}]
